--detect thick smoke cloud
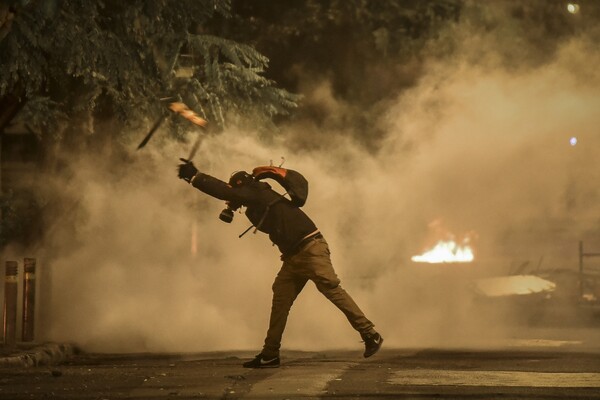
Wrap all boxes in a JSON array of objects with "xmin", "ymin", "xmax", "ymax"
[{"xmin": 18, "ymin": 3, "xmax": 600, "ymax": 352}]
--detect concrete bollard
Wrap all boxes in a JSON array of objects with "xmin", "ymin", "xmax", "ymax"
[
  {"xmin": 22, "ymin": 258, "xmax": 36, "ymax": 342},
  {"xmin": 3, "ymin": 261, "xmax": 18, "ymax": 346}
]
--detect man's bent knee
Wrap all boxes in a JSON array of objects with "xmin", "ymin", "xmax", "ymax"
[{"xmin": 315, "ymin": 277, "xmax": 341, "ymax": 292}]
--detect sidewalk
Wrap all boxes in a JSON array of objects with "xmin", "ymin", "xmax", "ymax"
[{"xmin": 0, "ymin": 342, "xmax": 76, "ymax": 367}]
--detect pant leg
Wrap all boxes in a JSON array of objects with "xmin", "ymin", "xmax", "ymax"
[
  {"xmin": 262, "ymin": 263, "xmax": 308, "ymax": 358},
  {"xmin": 287, "ymin": 238, "xmax": 375, "ymax": 335}
]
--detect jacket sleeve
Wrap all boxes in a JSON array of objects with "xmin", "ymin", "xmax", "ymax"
[{"xmin": 190, "ymin": 172, "xmax": 259, "ymax": 205}]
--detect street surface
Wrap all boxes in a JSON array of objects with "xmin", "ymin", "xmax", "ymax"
[{"xmin": 1, "ymin": 344, "xmax": 600, "ymax": 399}]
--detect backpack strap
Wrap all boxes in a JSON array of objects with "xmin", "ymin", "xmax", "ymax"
[{"xmin": 238, "ymin": 196, "xmax": 285, "ymax": 238}]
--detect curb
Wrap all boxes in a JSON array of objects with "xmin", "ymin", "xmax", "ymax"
[{"xmin": 0, "ymin": 343, "xmax": 76, "ymax": 368}]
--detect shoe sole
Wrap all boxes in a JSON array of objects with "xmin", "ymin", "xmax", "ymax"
[{"xmin": 243, "ymin": 364, "xmax": 280, "ymax": 369}]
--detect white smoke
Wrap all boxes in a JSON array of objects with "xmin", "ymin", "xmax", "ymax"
[{"xmin": 26, "ymin": 4, "xmax": 600, "ymax": 352}]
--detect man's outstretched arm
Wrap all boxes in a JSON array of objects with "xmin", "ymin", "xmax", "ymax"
[{"xmin": 178, "ymin": 160, "xmax": 255, "ymax": 204}]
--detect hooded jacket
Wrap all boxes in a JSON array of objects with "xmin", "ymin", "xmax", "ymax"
[{"xmin": 191, "ymin": 172, "xmax": 318, "ymax": 255}]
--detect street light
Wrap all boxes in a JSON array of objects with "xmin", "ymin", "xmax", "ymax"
[{"xmin": 567, "ymin": 3, "xmax": 580, "ymax": 14}]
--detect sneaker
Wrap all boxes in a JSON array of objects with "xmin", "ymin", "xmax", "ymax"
[
  {"xmin": 242, "ymin": 353, "xmax": 280, "ymax": 368},
  {"xmin": 361, "ymin": 332, "xmax": 383, "ymax": 358}
]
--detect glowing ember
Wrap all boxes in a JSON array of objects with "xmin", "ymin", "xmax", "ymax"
[
  {"xmin": 191, "ymin": 221, "xmax": 198, "ymax": 256},
  {"xmin": 411, "ymin": 240, "xmax": 474, "ymax": 263}
]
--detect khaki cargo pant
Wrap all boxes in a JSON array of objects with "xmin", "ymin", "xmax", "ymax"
[{"xmin": 262, "ymin": 236, "xmax": 375, "ymax": 358}]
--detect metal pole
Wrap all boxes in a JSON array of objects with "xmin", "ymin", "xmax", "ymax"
[
  {"xmin": 22, "ymin": 258, "xmax": 36, "ymax": 342},
  {"xmin": 579, "ymin": 241, "xmax": 584, "ymax": 300},
  {"xmin": 3, "ymin": 261, "xmax": 18, "ymax": 346}
]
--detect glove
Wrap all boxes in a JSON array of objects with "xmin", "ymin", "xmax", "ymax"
[{"xmin": 178, "ymin": 159, "xmax": 198, "ymax": 183}]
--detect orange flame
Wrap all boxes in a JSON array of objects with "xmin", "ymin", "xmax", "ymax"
[
  {"xmin": 412, "ymin": 219, "xmax": 477, "ymax": 263},
  {"xmin": 411, "ymin": 240, "xmax": 474, "ymax": 263}
]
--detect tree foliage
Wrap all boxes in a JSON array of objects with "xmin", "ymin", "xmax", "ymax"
[
  {"xmin": 0, "ymin": 0, "xmax": 298, "ymax": 150},
  {"xmin": 183, "ymin": 34, "xmax": 300, "ymax": 131}
]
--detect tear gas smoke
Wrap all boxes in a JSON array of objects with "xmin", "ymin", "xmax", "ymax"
[{"xmin": 14, "ymin": 5, "xmax": 600, "ymax": 352}]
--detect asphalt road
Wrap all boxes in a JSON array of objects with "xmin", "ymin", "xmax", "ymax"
[{"xmin": 1, "ymin": 346, "xmax": 600, "ymax": 399}]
